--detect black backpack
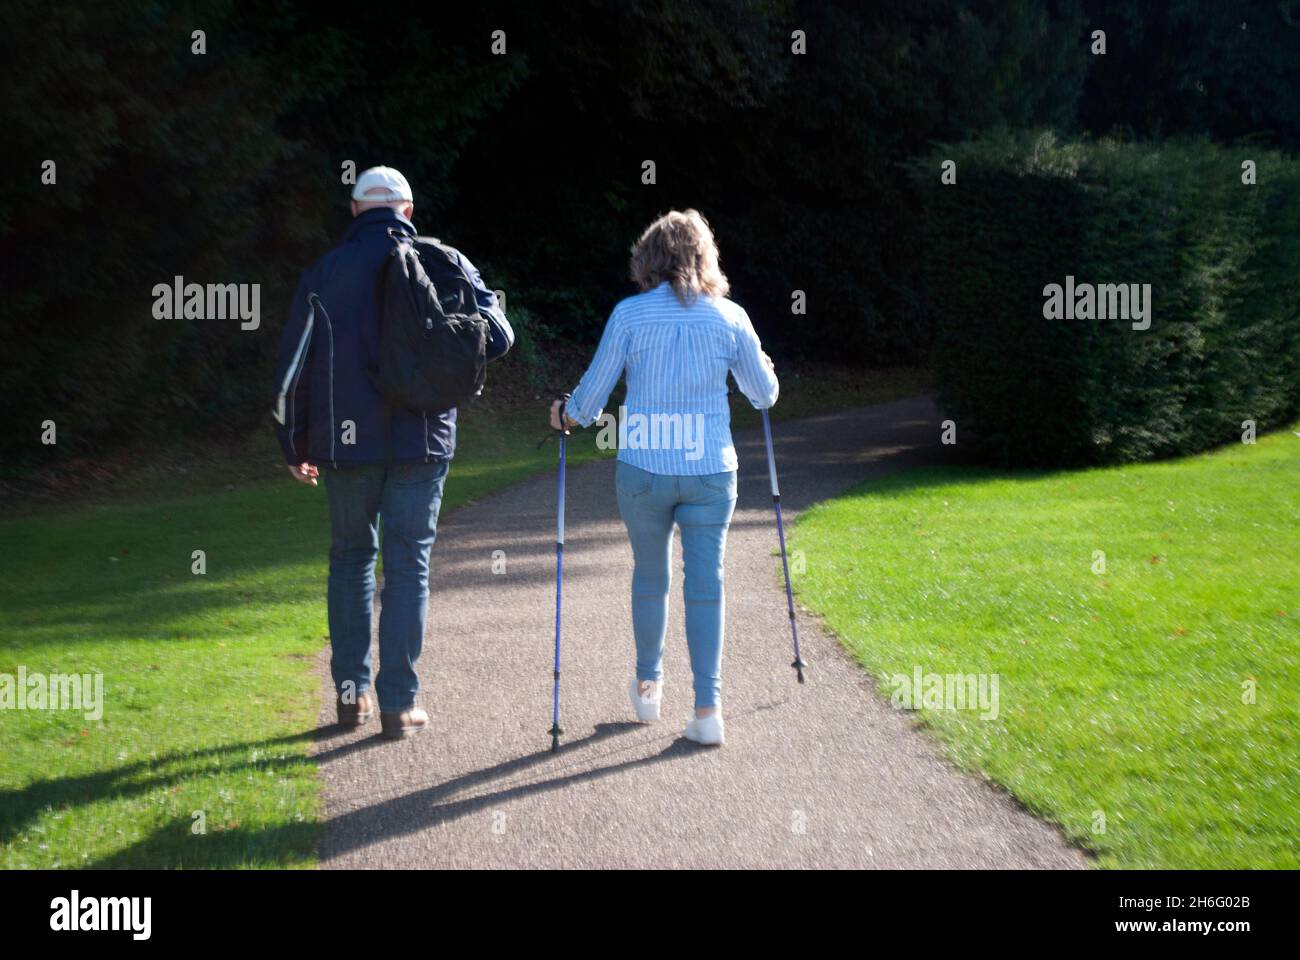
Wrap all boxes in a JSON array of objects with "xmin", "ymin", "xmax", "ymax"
[{"xmin": 372, "ymin": 228, "xmax": 489, "ymax": 417}]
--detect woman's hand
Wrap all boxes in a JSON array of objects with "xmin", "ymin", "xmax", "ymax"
[{"xmin": 550, "ymin": 398, "xmax": 578, "ymax": 431}]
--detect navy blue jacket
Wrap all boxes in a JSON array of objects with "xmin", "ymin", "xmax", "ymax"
[{"xmin": 272, "ymin": 208, "xmax": 513, "ymax": 466}]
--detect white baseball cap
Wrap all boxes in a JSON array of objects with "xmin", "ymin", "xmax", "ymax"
[{"xmin": 351, "ymin": 165, "xmax": 413, "ymax": 203}]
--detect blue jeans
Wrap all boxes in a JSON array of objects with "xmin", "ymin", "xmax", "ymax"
[
  {"xmin": 324, "ymin": 461, "xmax": 449, "ymax": 713},
  {"xmin": 615, "ymin": 461, "xmax": 738, "ymax": 709}
]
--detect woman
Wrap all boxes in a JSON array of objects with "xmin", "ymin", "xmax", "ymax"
[{"xmin": 550, "ymin": 210, "xmax": 778, "ymax": 746}]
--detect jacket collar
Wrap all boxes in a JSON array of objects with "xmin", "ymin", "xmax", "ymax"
[{"xmin": 342, "ymin": 207, "xmax": 418, "ymax": 243}]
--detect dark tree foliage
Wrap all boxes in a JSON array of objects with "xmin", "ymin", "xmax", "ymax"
[
  {"xmin": 1079, "ymin": 0, "xmax": 1300, "ymax": 149},
  {"xmin": 442, "ymin": 0, "xmax": 1090, "ymax": 361},
  {"xmin": 1, "ymin": 1, "xmax": 323, "ymax": 460},
  {"xmin": 1, "ymin": 0, "xmax": 1291, "ymax": 469},
  {"xmin": 0, "ymin": 0, "xmax": 522, "ymax": 468}
]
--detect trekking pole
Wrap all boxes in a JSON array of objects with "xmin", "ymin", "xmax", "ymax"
[
  {"xmin": 761, "ymin": 408, "xmax": 807, "ymax": 683},
  {"xmin": 543, "ymin": 394, "xmax": 572, "ymax": 752}
]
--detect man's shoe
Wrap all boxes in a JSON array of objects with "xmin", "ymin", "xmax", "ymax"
[
  {"xmin": 336, "ymin": 690, "xmax": 376, "ymax": 728},
  {"xmin": 380, "ymin": 706, "xmax": 429, "ymax": 740}
]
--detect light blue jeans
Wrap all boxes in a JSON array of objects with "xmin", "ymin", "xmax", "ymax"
[
  {"xmin": 615, "ymin": 461, "xmax": 738, "ymax": 708},
  {"xmin": 324, "ymin": 461, "xmax": 449, "ymax": 713}
]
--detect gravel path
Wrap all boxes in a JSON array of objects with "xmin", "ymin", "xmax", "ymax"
[{"xmin": 312, "ymin": 395, "xmax": 1087, "ymax": 868}]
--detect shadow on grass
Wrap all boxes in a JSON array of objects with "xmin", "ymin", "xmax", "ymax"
[
  {"xmin": 85, "ymin": 817, "xmax": 324, "ymax": 869},
  {"xmin": 0, "ymin": 724, "xmax": 393, "ymax": 868}
]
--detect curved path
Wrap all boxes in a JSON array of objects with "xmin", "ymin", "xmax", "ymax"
[{"xmin": 312, "ymin": 395, "xmax": 1087, "ymax": 868}]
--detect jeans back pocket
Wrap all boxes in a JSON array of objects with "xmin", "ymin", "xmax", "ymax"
[
  {"xmin": 615, "ymin": 461, "xmax": 655, "ymax": 498},
  {"xmin": 698, "ymin": 470, "xmax": 737, "ymax": 499}
]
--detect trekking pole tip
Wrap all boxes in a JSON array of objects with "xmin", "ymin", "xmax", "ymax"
[{"xmin": 792, "ymin": 657, "xmax": 808, "ymax": 684}]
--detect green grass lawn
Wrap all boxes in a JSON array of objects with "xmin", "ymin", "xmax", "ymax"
[
  {"xmin": 0, "ymin": 406, "xmax": 618, "ymax": 869},
  {"xmin": 0, "ymin": 366, "xmax": 928, "ymax": 869},
  {"xmin": 790, "ymin": 424, "xmax": 1300, "ymax": 868}
]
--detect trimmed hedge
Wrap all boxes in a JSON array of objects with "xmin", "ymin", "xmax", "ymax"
[{"xmin": 910, "ymin": 132, "xmax": 1300, "ymax": 466}]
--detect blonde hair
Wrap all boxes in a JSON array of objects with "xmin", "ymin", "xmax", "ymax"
[{"xmin": 629, "ymin": 209, "xmax": 730, "ymax": 305}]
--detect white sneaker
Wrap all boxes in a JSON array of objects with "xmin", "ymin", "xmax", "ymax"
[
  {"xmin": 629, "ymin": 679, "xmax": 662, "ymax": 723},
  {"xmin": 684, "ymin": 712, "xmax": 725, "ymax": 746}
]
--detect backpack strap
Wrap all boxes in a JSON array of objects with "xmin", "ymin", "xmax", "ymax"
[{"xmin": 374, "ymin": 233, "xmax": 408, "ymax": 473}]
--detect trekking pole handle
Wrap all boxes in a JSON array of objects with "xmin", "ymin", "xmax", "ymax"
[
  {"xmin": 537, "ymin": 392, "xmax": 574, "ymax": 448},
  {"xmin": 556, "ymin": 392, "xmax": 572, "ymax": 437}
]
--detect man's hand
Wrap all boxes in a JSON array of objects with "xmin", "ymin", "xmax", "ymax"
[
  {"xmin": 761, "ymin": 350, "xmax": 775, "ymax": 374},
  {"xmin": 549, "ymin": 399, "xmax": 578, "ymax": 431},
  {"xmin": 287, "ymin": 462, "xmax": 319, "ymax": 486}
]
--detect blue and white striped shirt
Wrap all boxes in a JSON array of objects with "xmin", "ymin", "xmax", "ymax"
[{"xmin": 567, "ymin": 282, "xmax": 779, "ymax": 475}]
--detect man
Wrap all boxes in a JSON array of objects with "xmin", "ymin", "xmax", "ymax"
[{"xmin": 271, "ymin": 166, "xmax": 513, "ymax": 739}]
